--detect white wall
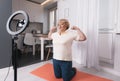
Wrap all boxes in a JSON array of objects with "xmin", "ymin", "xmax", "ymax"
[
  {"xmin": 0, "ymin": 0, "xmax": 12, "ymax": 68},
  {"xmin": 12, "ymin": 0, "xmax": 44, "ymax": 22},
  {"xmin": 99, "ymin": 0, "xmax": 117, "ymax": 29},
  {"xmin": 57, "ymin": 0, "xmax": 88, "ymax": 34},
  {"xmin": 98, "ymin": 0, "xmax": 119, "ymax": 64},
  {"xmin": 116, "ymin": 0, "xmax": 120, "ymax": 33},
  {"xmin": 57, "ymin": 0, "xmax": 78, "ymax": 26}
]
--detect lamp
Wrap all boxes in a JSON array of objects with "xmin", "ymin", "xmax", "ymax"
[
  {"xmin": 17, "ymin": 19, "xmax": 26, "ymax": 28},
  {"xmin": 26, "ymin": 0, "xmax": 53, "ymax": 6},
  {"xmin": 41, "ymin": 0, "xmax": 53, "ymax": 6}
]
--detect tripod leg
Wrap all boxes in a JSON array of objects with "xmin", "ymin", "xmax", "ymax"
[
  {"xmin": 12, "ymin": 39, "xmax": 17, "ymax": 81},
  {"xmin": 14, "ymin": 45, "xmax": 17, "ymax": 81}
]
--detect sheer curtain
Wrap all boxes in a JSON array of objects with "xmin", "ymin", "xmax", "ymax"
[
  {"xmin": 57, "ymin": 0, "xmax": 100, "ymax": 70},
  {"xmin": 72, "ymin": 0, "xmax": 100, "ymax": 70},
  {"xmin": 86, "ymin": 0, "xmax": 100, "ymax": 70}
]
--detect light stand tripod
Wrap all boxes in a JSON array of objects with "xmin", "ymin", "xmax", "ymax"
[
  {"xmin": 12, "ymin": 35, "xmax": 18, "ymax": 81},
  {"xmin": 6, "ymin": 10, "xmax": 29, "ymax": 81}
]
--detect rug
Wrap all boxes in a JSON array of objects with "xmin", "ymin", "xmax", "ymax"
[{"xmin": 31, "ymin": 63, "xmax": 112, "ymax": 81}]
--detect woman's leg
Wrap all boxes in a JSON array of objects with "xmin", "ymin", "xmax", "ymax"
[
  {"xmin": 61, "ymin": 61, "xmax": 76, "ymax": 81},
  {"xmin": 53, "ymin": 59, "xmax": 62, "ymax": 78}
]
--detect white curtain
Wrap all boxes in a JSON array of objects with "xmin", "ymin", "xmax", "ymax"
[
  {"xmin": 57, "ymin": 0, "xmax": 100, "ymax": 70},
  {"xmin": 72, "ymin": 0, "xmax": 100, "ymax": 70},
  {"xmin": 86, "ymin": 0, "xmax": 100, "ymax": 70}
]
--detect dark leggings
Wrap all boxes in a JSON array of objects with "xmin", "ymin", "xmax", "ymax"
[{"xmin": 53, "ymin": 59, "xmax": 76, "ymax": 81}]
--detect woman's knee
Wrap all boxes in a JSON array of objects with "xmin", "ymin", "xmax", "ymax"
[{"xmin": 54, "ymin": 72, "xmax": 62, "ymax": 78}]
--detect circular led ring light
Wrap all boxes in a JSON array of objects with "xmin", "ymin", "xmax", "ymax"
[{"xmin": 6, "ymin": 10, "xmax": 29, "ymax": 35}]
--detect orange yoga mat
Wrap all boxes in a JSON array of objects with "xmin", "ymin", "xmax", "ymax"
[{"xmin": 31, "ymin": 63, "xmax": 112, "ymax": 81}]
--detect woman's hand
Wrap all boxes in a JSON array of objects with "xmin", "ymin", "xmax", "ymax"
[
  {"xmin": 71, "ymin": 26, "xmax": 86, "ymax": 41},
  {"xmin": 48, "ymin": 26, "xmax": 57, "ymax": 39},
  {"xmin": 50, "ymin": 27, "xmax": 57, "ymax": 33}
]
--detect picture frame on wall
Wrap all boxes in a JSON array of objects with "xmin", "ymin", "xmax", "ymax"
[{"xmin": 64, "ymin": 8, "xmax": 69, "ymax": 18}]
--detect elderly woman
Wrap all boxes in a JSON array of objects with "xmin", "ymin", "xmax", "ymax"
[{"xmin": 48, "ymin": 19, "xmax": 86, "ymax": 81}]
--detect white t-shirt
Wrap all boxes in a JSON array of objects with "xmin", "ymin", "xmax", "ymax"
[{"xmin": 51, "ymin": 30, "xmax": 78, "ymax": 61}]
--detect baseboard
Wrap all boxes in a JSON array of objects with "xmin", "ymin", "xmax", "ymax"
[{"xmin": 101, "ymin": 66, "xmax": 120, "ymax": 77}]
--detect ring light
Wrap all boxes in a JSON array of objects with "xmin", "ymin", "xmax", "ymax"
[
  {"xmin": 6, "ymin": 10, "xmax": 29, "ymax": 35},
  {"xmin": 6, "ymin": 10, "xmax": 29, "ymax": 81}
]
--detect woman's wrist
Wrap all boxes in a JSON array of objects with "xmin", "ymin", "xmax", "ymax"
[
  {"xmin": 76, "ymin": 28, "xmax": 81, "ymax": 32},
  {"xmin": 50, "ymin": 29, "xmax": 55, "ymax": 33}
]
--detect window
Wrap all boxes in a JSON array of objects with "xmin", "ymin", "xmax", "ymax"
[{"xmin": 48, "ymin": 7, "xmax": 57, "ymax": 29}]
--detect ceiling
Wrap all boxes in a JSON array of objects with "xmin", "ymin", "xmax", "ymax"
[
  {"xmin": 26, "ymin": 0, "xmax": 47, "ymax": 4},
  {"xmin": 26, "ymin": 0, "xmax": 57, "ymax": 7}
]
